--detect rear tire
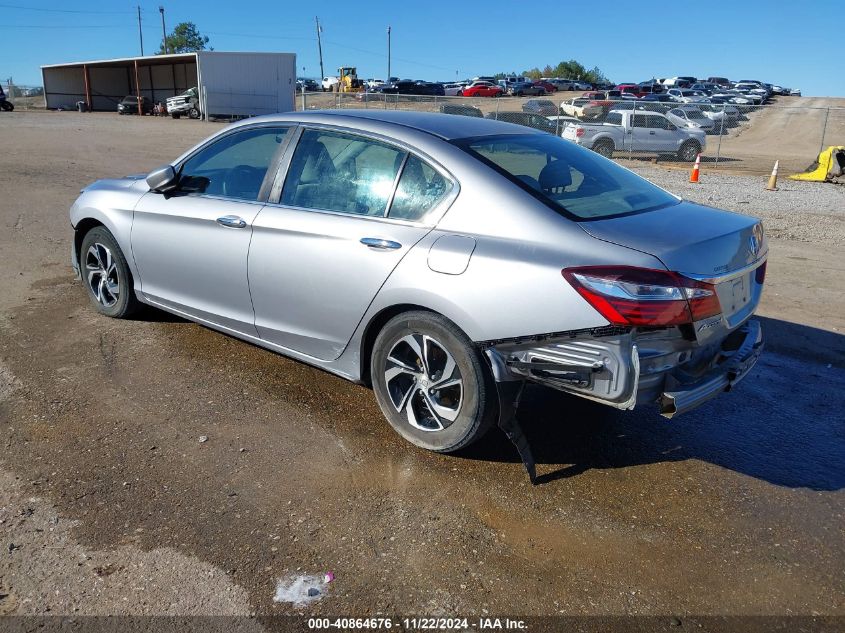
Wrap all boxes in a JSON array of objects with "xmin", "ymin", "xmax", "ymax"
[
  {"xmin": 593, "ymin": 140, "xmax": 614, "ymax": 158},
  {"xmin": 79, "ymin": 227, "xmax": 140, "ymax": 319},
  {"xmin": 371, "ymin": 311, "xmax": 497, "ymax": 453},
  {"xmin": 678, "ymin": 140, "xmax": 700, "ymax": 162}
]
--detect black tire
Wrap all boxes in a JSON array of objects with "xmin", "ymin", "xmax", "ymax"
[
  {"xmin": 79, "ymin": 226, "xmax": 140, "ymax": 319},
  {"xmin": 456, "ymin": 91, "xmax": 463, "ymax": 97},
  {"xmin": 171, "ymin": 112, "xmax": 181, "ymax": 119},
  {"xmin": 593, "ymin": 140, "xmax": 614, "ymax": 158},
  {"xmin": 1, "ymin": 101, "xmax": 13, "ymax": 112},
  {"xmin": 371, "ymin": 311, "xmax": 497, "ymax": 453},
  {"xmin": 188, "ymin": 107, "xmax": 200, "ymax": 119},
  {"xmin": 678, "ymin": 140, "xmax": 700, "ymax": 162}
]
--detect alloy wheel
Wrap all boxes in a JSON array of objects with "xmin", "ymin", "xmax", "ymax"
[
  {"xmin": 384, "ymin": 333, "xmax": 463, "ymax": 432},
  {"xmin": 85, "ymin": 243, "xmax": 120, "ymax": 308}
]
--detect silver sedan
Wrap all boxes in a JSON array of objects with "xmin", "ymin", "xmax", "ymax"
[{"xmin": 70, "ymin": 110, "xmax": 766, "ymax": 457}]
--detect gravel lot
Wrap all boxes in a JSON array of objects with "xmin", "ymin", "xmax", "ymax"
[
  {"xmin": 0, "ymin": 112, "xmax": 843, "ymax": 627},
  {"xmin": 629, "ymin": 166, "xmax": 845, "ymax": 246}
]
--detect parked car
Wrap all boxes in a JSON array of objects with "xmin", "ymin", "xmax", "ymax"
[
  {"xmin": 533, "ymin": 80, "xmax": 557, "ymax": 93},
  {"xmin": 666, "ymin": 107, "xmax": 716, "ymax": 133},
  {"xmin": 508, "ymin": 81, "xmax": 545, "ymax": 96},
  {"xmin": 640, "ymin": 93, "xmax": 675, "ymax": 103},
  {"xmin": 485, "ymin": 111, "xmax": 558, "ymax": 134},
  {"xmin": 462, "ymin": 81, "xmax": 503, "ymax": 98},
  {"xmin": 443, "ymin": 83, "xmax": 466, "ymax": 97},
  {"xmin": 296, "ymin": 78, "xmax": 320, "ymax": 93},
  {"xmin": 439, "ymin": 104, "xmax": 483, "ymax": 117},
  {"xmin": 547, "ymin": 78, "xmax": 576, "ymax": 91},
  {"xmin": 117, "ymin": 95, "xmax": 153, "ymax": 115},
  {"xmin": 522, "ymin": 99, "xmax": 558, "ymax": 116},
  {"xmin": 706, "ymin": 77, "xmax": 732, "ymax": 88},
  {"xmin": 69, "ymin": 110, "xmax": 766, "ymax": 457},
  {"xmin": 321, "ymin": 76, "xmax": 339, "ymax": 91},
  {"xmin": 166, "ymin": 87, "xmax": 201, "ymax": 119},
  {"xmin": 546, "ymin": 115, "xmax": 580, "ymax": 131},
  {"xmin": 666, "ymin": 89, "xmax": 709, "ymax": 104},
  {"xmin": 560, "ymin": 97, "xmax": 607, "ymax": 119},
  {"xmin": 563, "ymin": 109, "xmax": 706, "ymax": 161}
]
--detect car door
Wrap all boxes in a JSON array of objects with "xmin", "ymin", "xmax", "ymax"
[
  {"xmin": 249, "ymin": 126, "xmax": 456, "ymax": 361},
  {"xmin": 630, "ymin": 113, "xmax": 654, "ymax": 152},
  {"xmin": 648, "ymin": 114, "xmax": 680, "ymax": 151},
  {"xmin": 131, "ymin": 124, "xmax": 292, "ymax": 334}
]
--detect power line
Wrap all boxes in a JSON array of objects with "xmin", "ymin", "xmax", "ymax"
[
  {"xmin": 0, "ymin": 2, "xmax": 136, "ymax": 13},
  {"xmin": 0, "ymin": 23, "xmax": 131, "ymax": 28}
]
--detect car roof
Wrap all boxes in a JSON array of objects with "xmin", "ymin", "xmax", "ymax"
[{"xmin": 238, "ymin": 109, "xmax": 545, "ymax": 141}]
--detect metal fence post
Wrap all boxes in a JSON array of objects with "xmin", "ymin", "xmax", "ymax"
[
  {"xmin": 495, "ymin": 97, "xmax": 499, "ymax": 120},
  {"xmin": 715, "ymin": 103, "xmax": 725, "ymax": 168},
  {"xmin": 820, "ymin": 107, "xmax": 830, "ymax": 155},
  {"xmin": 301, "ymin": 89, "xmax": 306, "ymax": 112}
]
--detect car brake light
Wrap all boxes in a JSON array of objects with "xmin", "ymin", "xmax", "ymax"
[
  {"xmin": 562, "ymin": 266, "xmax": 721, "ymax": 326},
  {"xmin": 575, "ymin": 127, "xmax": 585, "ymax": 137}
]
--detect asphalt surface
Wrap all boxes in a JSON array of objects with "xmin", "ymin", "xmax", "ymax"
[{"xmin": 0, "ymin": 112, "xmax": 843, "ymax": 622}]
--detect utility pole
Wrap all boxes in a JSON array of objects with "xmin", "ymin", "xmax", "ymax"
[
  {"xmin": 159, "ymin": 6, "xmax": 168, "ymax": 55},
  {"xmin": 315, "ymin": 17, "xmax": 324, "ymax": 88},
  {"xmin": 387, "ymin": 26, "xmax": 391, "ymax": 80},
  {"xmin": 137, "ymin": 6, "xmax": 144, "ymax": 55}
]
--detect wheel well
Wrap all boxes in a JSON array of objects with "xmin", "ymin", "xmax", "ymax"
[
  {"xmin": 359, "ymin": 304, "xmax": 434, "ymax": 387},
  {"xmin": 73, "ymin": 218, "xmax": 105, "ymax": 262}
]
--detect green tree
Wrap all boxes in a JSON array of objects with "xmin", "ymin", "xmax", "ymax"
[{"xmin": 158, "ymin": 22, "xmax": 211, "ymax": 54}]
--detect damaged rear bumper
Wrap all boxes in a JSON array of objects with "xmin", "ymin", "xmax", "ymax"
[
  {"xmin": 659, "ymin": 319, "xmax": 762, "ymax": 418},
  {"xmin": 485, "ymin": 319, "xmax": 763, "ymax": 419}
]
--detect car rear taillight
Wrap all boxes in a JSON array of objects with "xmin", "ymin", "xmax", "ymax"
[
  {"xmin": 562, "ymin": 266, "xmax": 721, "ymax": 326},
  {"xmin": 575, "ymin": 127, "xmax": 585, "ymax": 137}
]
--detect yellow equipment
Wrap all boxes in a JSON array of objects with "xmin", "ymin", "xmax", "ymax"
[
  {"xmin": 789, "ymin": 146, "xmax": 845, "ymax": 182},
  {"xmin": 337, "ymin": 67, "xmax": 364, "ymax": 93}
]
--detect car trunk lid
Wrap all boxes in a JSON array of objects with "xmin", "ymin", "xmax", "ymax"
[{"xmin": 578, "ymin": 200, "xmax": 766, "ymax": 332}]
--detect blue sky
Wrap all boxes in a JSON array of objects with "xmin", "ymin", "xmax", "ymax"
[{"xmin": 2, "ymin": 0, "xmax": 843, "ymax": 96}]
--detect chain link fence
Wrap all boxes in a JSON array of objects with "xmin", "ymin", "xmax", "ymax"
[
  {"xmin": 295, "ymin": 90, "xmax": 845, "ymax": 177},
  {"xmin": 2, "ymin": 83, "xmax": 45, "ymax": 111}
]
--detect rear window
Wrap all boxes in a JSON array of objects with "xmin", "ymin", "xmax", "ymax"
[{"xmin": 454, "ymin": 133, "xmax": 678, "ymax": 220}]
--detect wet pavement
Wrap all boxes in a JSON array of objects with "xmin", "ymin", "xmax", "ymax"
[{"xmin": 0, "ymin": 112, "xmax": 843, "ymax": 620}]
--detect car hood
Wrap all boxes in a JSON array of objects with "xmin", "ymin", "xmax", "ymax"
[
  {"xmin": 83, "ymin": 174, "xmax": 148, "ymax": 194},
  {"xmin": 577, "ymin": 200, "xmax": 765, "ymax": 276}
]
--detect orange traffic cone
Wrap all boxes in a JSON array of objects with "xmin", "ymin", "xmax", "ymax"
[
  {"xmin": 766, "ymin": 160, "xmax": 779, "ymax": 191},
  {"xmin": 689, "ymin": 154, "xmax": 701, "ymax": 183}
]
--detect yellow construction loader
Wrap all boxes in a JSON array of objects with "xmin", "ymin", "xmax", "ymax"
[{"xmin": 336, "ymin": 67, "xmax": 365, "ymax": 93}]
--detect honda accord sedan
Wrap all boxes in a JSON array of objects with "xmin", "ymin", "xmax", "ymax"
[{"xmin": 70, "ymin": 110, "xmax": 766, "ymax": 455}]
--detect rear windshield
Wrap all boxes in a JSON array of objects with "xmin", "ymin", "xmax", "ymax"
[{"xmin": 453, "ymin": 133, "xmax": 679, "ymax": 220}]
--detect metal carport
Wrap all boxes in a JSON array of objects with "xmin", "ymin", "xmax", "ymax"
[{"xmin": 41, "ymin": 51, "xmax": 296, "ymax": 117}]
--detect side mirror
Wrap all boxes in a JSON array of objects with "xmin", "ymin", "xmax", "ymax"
[{"xmin": 146, "ymin": 164, "xmax": 178, "ymax": 193}]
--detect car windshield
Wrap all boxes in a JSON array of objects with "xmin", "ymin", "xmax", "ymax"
[{"xmin": 454, "ymin": 134, "xmax": 678, "ymax": 220}]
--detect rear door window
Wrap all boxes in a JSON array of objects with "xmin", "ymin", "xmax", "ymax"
[
  {"xmin": 388, "ymin": 155, "xmax": 451, "ymax": 221},
  {"xmin": 281, "ymin": 128, "xmax": 405, "ymax": 216}
]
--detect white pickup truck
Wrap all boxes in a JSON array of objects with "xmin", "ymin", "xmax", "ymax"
[
  {"xmin": 166, "ymin": 87, "xmax": 201, "ymax": 119},
  {"xmin": 562, "ymin": 110, "xmax": 706, "ymax": 161}
]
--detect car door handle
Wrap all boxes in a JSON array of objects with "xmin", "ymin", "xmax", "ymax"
[
  {"xmin": 649, "ymin": 131, "xmax": 656, "ymax": 135},
  {"xmin": 360, "ymin": 237, "xmax": 402, "ymax": 250},
  {"xmin": 216, "ymin": 215, "xmax": 247, "ymax": 229}
]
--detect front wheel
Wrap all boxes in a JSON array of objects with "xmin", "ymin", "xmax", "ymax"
[
  {"xmin": 678, "ymin": 140, "xmax": 701, "ymax": 162},
  {"xmin": 0, "ymin": 101, "xmax": 13, "ymax": 111},
  {"xmin": 188, "ymin": 107, "xmax": 200, "ymax": 119},
  {"xmin": 371, "ymin": 311, "xmax": 497, "ymax": 453},
  {"xmin": 79, "ymin": 227, "xmax": 139, "ymax": 318}
]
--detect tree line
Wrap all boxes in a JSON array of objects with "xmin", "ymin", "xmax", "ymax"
[{"xmin": 495, "ymin": 60, "xmax": 609, "ymax": 84}]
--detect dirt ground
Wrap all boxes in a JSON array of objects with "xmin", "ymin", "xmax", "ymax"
[{"xmin": 0, "ymin": 112, "xmax": 843, "ymax": 627}]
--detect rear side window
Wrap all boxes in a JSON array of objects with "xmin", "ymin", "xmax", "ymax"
[
  {"xmin": 455, "ymin": 133, "xmax": 678, "ymax": 220},
  {"xmin": 389, "ymin": 155, "xmax": 451, "ymax": 221},
  {"xmin": 605, "ymin": 112, "xmax": 623, "ymax": 125},
  {"xmin": 281, "ymin": 129, "xmax": 405, "ymax": 216}
]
